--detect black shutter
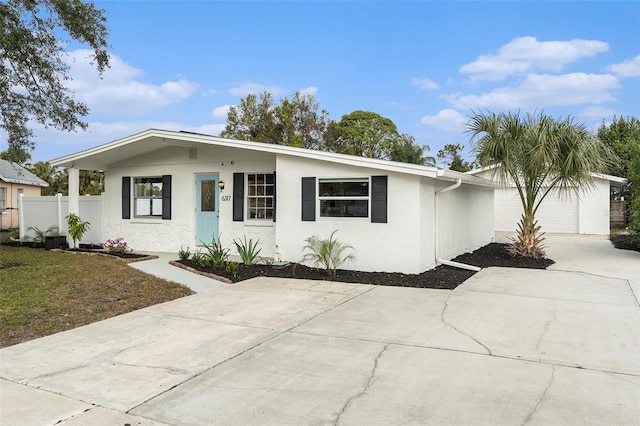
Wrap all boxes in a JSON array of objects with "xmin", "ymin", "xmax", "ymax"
[
  {"xmin": 162, "ymin": 175, "xmax": 172, "ymax": 220},
  {"xmin": 371, "ymin": 175, "xmax": 387, "ymax": 223},
  {"xmin": 233, "ymin": 172, "xmax": 244, "ymax": 221},
  {"xmin": 301, "ymin": 177, "xmax": 316, "ymax": 221},
  {"xmin": 122, "ymin": 177, "xmax": 131, "ymax": 219},
  {"xmin": 272, "ymin": 171, "xmax": 276, "ymax": 222}
]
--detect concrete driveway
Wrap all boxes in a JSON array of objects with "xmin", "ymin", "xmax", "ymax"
[{"xmin": 1, "ymin": 235, "xmax": 639, "ymax": 425}]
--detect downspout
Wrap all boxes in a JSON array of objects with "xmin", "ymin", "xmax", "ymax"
[{"xmin": 434, "ymin": 173, "xmax": 481, "ymax": 272}]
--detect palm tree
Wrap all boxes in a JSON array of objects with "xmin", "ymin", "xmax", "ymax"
[{"xmin": 467, "ymin": 111, "xmax": 616, "ymax": 258}]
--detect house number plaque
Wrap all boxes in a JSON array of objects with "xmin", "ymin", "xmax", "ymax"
[{"xmin": 221, "ymin": 196, "xmax": 231, "ymax": 201}]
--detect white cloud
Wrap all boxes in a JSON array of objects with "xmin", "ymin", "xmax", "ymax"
[
  {"xmin": 607, "ymin": 54, "xmax": 640, "ymax": 78},
  {"xmin": 64, "ymin": 49, "xmax": 198, "ymax": 116},
  {"xmin": 411, "ymin": 77, "xmax": 439, "ymax": 90},
  {"xmin": 460, "ymin": 37, "xmax": 609, "ymax": 81},
  {"xmin": 420, "ymin": 109, "xmax": 467, "ymax": 132},
  {"xmin": 447, "ymin": 73, "xmax": 620, "ymax": 109},
  {"xmin": 228, "ymin": 82, "xmax": 285, "ymax": 97},
  {"xmin": 211, "ymin": 105, "xmax": 231, "ymax": 119},
  {"xmin": 299, "ymin": 86, "xmax": 318, "ymax": 96},
  {"xmin": 577, "ymin": 106, "xmax": 619, "ymax": 121}
]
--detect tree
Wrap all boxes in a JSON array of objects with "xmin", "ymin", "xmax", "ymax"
[
  {"xmin": 467, "ymin": 111, "xmax": 615, "ymax": 258},
  {"xmin": 0, "ymin": 135, "xmax": 31, "ymax": 164},
  {"xmin": 273, "ymin": 91, "xmax": 330, "ymax": 150},
  {"xmin": 597, "ymin": 116, "xmax": 640, "ymax": 232},
  {"xmin": 0, "ymin": 0, "xmax": 110, "ymax": 152},
  {"xmin": 437, "ymin": 143, "xmax": 477, "ymax": 172},
  {"xmin": 221, "ymin": 91, "xmax": 330, "ymax": 149},
  {"xmin": 221, "ymin": 92, "xmax": 277, "ymax": 143},
  {"xmin": 387, "ymin": 134, "xmax": 435, "ymax": 166},
  {"xmin": 324, "ymin": 111, "xmax": 399, "ymax": 159}
]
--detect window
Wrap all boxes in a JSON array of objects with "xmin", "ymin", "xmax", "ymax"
[
  {"xmin": 247, "ymin": 173, "xmax": 274, "ymax": 220},
  {"xmin": 319, "ymin": 178, "xmax": 369, "ymax": 218},
  {"xmin": 0, "ymin": 187, "xmax": 5, "ymax": 211},
  {"xmin": 134, "ymin": 177, "xmax": 163, "ymax": 218}
]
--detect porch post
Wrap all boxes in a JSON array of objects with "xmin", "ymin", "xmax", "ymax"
[{"xmin": 68, "ymin": 167, "xmax": 80, "ymax": 217}]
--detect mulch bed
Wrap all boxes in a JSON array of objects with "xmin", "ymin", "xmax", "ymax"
[
  {"xmin": 610, "ymin": 234, "xmax": 640, "ymax": 252},
  {"xmin": 177, "ymin": 243, "xmax": 555, "ymax": 290}
]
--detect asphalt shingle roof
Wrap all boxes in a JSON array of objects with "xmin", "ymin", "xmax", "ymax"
[{"xmin": 0, "ymin": 160, "xmax": 49, "ymax": 187}]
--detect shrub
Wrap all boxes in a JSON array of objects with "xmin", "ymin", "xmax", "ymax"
[
  {"xmin": 191, "ymin": 251, "xmax": 210, "ymax": 269},
  {"xmin": 27, "ymin": 225, "xmax": 59, "ymax": 246},
  {"xmin": 301, "ymin": 229, "xmax": 355, "ymax": 276},
  {"xmin": 178, "ymin": 246, "xmax": 191, "ymax": 261},
  {"xmin": 226, "ymin": 261, "xmax": 239, "ymax": 277},
  {"xmin": 66, "ymin": 213, "xmax": 90, "ymax": 248},
  {"xmin": 201, "ymin": 236, "xmax": 230, "ymax": 267},
  {"xmin": 233, "ymin": 236, "xmax": 262, "ymax": 265},
  {"xmin": 104, "ymin": 237, "xmax": 133, "ymax": 253}
]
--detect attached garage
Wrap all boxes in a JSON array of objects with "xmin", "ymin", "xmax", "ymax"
[{"xmin": 469, "ymin": 166, "xmax": 625, "ymax": 235}]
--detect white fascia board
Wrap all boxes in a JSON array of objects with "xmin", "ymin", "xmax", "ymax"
[{"xmin": 49, "ymin": 128, "xmax": 495, "ymax": 187}]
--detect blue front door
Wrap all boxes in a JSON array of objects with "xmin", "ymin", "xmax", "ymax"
[{"xmin": 196, "ymin": 174, "xmax": 219, "ymax": 245}]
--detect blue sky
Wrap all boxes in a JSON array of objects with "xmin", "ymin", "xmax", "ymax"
[{"xmin": 8, "ymin": 0, "xmax": 640, "ymax": 165}]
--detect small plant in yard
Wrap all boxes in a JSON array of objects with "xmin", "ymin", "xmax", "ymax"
[
  {"xmin": 191, "ymin": 250, "xmax": 210, "ymax": 269},
  {"xmin": 104, "ymin": 237, "xmax": 133, "ymax": 253},
  {"xmin": 178, "ymin": 246, "xmax": 191, "ymax": 261},
  {"xmin": 66, "ymin": 213, "xmax": 90, "ymax": 249},
  {"xmin": 301, "ymin": 229, "xmax": 355, "ymax": 276},
  {"xmin": 201, "ymin": 235, "xmax": 230, "ymax": 267},
  {"xmin": 226, "ymin": 261, "xmax": 239, "ymax": 277},
  {"xmin": 26, "ymin": 225, "xmax": 59, "ymax": 246},
  {"xmin": 233, "ymin": 236, "xmax": 262, "ymax": 265}
]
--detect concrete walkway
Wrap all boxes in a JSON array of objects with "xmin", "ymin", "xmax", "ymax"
[
  {"xmin": 129, "ymin": 252, "xmax": 227, "ymax": 293},
  {"xmin": 1, "ymin": 235, "xmax": 638, "ymax": 425}
]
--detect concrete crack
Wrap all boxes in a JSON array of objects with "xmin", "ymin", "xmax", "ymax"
[
  {"xmin": 535, "ymin": 308, "xmax": 556, "ymax": 361},
  {"xmin": 334, "ymin": 343, "xmax": 389, "ymax": 426},
  {"xmin": 441, "ymin": 293, "xmax": 492, "ymax": 355},
  {"xmin": 522, "ymin": 365, "xmax": 555, "ymax": 425}
]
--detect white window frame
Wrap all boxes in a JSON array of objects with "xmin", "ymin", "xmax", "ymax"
[
  {"xmin": 318, "ymin": 177, "xmax": 370, "ymax": 218},
  {"xmin": 0, "ymin": 187, "xmax": 6, "ymax": 211},
  {"xmin": 133, "ymin": 177, "xmax": 163, "ymax": 218},
  {"xmin": 246, "ymin": 173, "xmax": 274, "ymax": 221}
]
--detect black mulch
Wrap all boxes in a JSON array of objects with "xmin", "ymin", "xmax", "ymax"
[
  {"xmin": 610, "ymin": 234, "xmax": 640, "ymax": 252},
  {"xmin": 179, "ymin": 242, "xmax": 555, "ymax": 290}
]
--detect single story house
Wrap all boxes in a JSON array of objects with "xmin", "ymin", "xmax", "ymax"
[
  {"xmin": 0, "ymin": 159, "xmax": 49, "ymax": 230},
  {"xmin": 50, "ymin": 129, "xmax": 495, "ymax": 274},
  {"xmin": 467, "ymin": 165, "xmax": 625, "ymax": 235}
]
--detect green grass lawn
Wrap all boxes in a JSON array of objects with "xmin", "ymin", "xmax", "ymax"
[{"xmin": 0, "ymin": 245, "xmax": 193, "ymax": 347}]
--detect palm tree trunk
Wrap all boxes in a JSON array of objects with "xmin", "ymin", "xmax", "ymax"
[{"xmin": 509, "ymin": 211, "xmax": 546, "ymax": 258}]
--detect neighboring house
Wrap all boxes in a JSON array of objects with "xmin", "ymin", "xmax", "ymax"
[
  {"xmin": 468, "ymin": 165, "xmax": 625, "ymax": 235},
  {"xmin": 0, "ymin": 160, "xmax": 49, "ymax": 230},
  {"xmin": 49, "ymin": 129, "xmax": 495, "ymax": 274}
]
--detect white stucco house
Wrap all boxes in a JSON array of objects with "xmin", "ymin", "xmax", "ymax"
[
  {"xmin": 468, "ymin": 165, "xmax": 625, "ymax": 235},
  {"xmin": 50, "ymin": 129, "xmax": 495, "ymax": 274}
]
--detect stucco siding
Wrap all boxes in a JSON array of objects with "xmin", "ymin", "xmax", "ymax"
[
  {"xmin": 275, "ymin": 156, "xmax": 423, "ymax": 274},
  {"xmin": 0, "ymin": 183, "xmax": 42, "ymax": 230},
  {"xmin": 436, "ymin": 182, "xmax": 494, "ymax": 261},
  {"xmin": 103, "ymin": 145, "xmax": 276, "ymax": 253}
]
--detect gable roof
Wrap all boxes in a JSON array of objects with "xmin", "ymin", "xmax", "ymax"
[
  {"xmin": 0, "ymin": 160, "xmax": 49, "ymax": 187},
  {"xmin": 49, "ymin": 128, "xmax": 495, "ymax": 187}
]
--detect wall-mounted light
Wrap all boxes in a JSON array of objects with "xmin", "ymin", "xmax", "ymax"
[{"xmin": 218, "ymin": 181, "xmax": 225, "ymax": 190}]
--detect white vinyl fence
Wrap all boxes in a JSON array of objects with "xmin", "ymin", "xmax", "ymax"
[{"xmin": 19, "ymin": 194, "xmax": 103, "ymax": 245}]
